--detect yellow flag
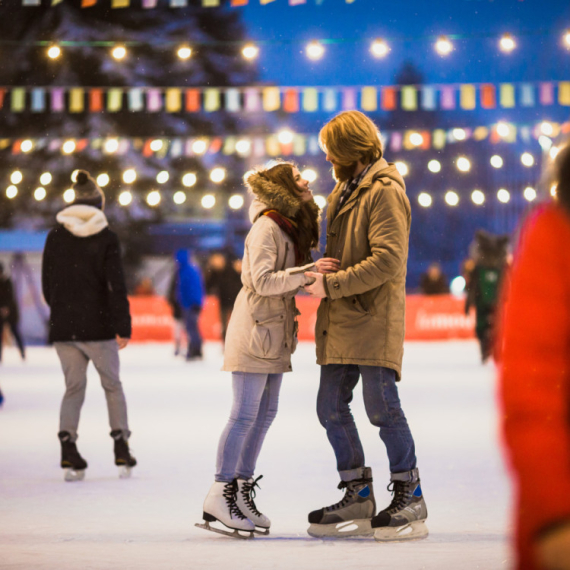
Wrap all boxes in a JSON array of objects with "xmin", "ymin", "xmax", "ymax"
[
  {"xmin": 263, "ymin": 87, "xmax": 280, "ymax": 112},
  {"xmin": 302, "ymin": 88, "xmax": 318, "ymax": 112},
  {"xmin": 361, "ymin": 87, "xmax": 377, "ymax": 111},
  {"xmin": 460, "ymin": 85, "xmax": 476, "ymax": 110},
  {"xmin": 432, "ymin": 129, "xmax": 446, "ymax": 150},
  {"xmin": 165, "ymin": 88, "xmax": 182, "ymax": 112},
  {"xmin": 558, "ymin": 82, "xmax": 570, "ymax": 106},
  {"xmin": 266, "ymin": 135, "xmax": 280, "ymax": 157},
  {"xmin": 111, "ymin": 0, "xmax": 129, "ymax": 7},
  {"xmin": 401, "ymin": 86, "xmax": 417, "ymax": 111},
  {"xmin": 204, "ymin": 89, "xmax": 220, "ymax": 112},
  {"xmin": 69, "ymin": 88, "xmax": 84, "ymax": 113},
  {"xmin": 500, "ymin": 84, "xmax": 515, "ymax": 108}
]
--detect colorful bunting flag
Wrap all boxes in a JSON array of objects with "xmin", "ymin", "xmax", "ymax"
[
  {"xmin": 165, "ymin": 88, "xmax": 182, "ymax": 112},
  {"xmin": 293, "ymin": 134, "xmax": 306, "ymax": 156},
  {"xmin": 128, "ymin": 88, "xmax": 144, "ymax": 112},
  {"xmin": 11, "ymin": 88, "xmax": 25, "ymax": 112},
  {"xmin": 51, "ymin": 88, "xmax": 65, "ymax": 112},
  {"xmin": 481, "ymin": 84, "xmax": 496, "ymax": 109},
  {"xmin": 361, "ymin": 87, "xmax": 377, "ymax": 112},
  {"xmin": 142, "ymin": 0, "xmax": 157, "ymax": 7},
  {"xmin": 262, "ymin": 87, "xmax": 280, "ymax": 112},
  {"xmin": 260, "ymin": 0, "xmax": 276, "ymax": 3},
  {"xmin": 283, "ymin": 89, "xmax": 300, "ymax": 113},
  {"xmin": 539, "ymin": 83, "xmax": 554, "ymax": 106},
  {"xmin": 0, "ymin": 89, "xmax": 5, "ymax": 111},
  {"xmin": 244, "ymin": 88, "xmax": 261, "ymax": 112},
  {"xmin": 89, "ymin": 89, "xmax": 103, "ymax": 112},
  {"xmin": 558, "ymin": 82, "xmax": 570, "ymax": 106},
  {"xmin": 342, "ymin": 88, "xmax": 357, "ymax": 111},
  {"xmin": 401, "ymin": 86, "xmax": 417, "ymax": 111},
  {"xmin": 202, "ymin": 0, "xmax": 220, "ymax": 5},
  {"xmin": 81, "ymin": 0, "xmax": 97, "ymax": 6},
  {"xmin": 432, "ymin": 129, "xmax": 446, "ymax": 150},
  {"xmin": 266, "ymin": 135, "xmax": 280, "ymax": 157},
  {"xmin": 381, "ymin": 87, "xmax": 397, "ymax": 111},
  {"xmin": 69, "ymin": 88, "xmax": 84, "ymax": 113},
  {"xmin": 107, "ymin": 88, "xmax": 123, "ymax": 112},
  {"xmin": 231, "ymin": 0, "xmax": 248, "ymax": 5},
  {"xmin": 323, "ymin": 88, "xmax": 337, "ymax": 112},
  {"xmin": 460, "ymin": 85, "xmax": 476, "ymax": 110},
  {"xmin": 111, "ymin": 0, "xmax": 129, "ymax": 7},
  {"xmin": 289, "ymin": 0, "xmax": 306, "ymax": 4},
  {"xmin": 147, "ymin": 89, "xmax": 163, "ymax": 112},
  {"xmin": 520, "ymin": 84, "xmax": 535, "ymax": 107},
  {"xmin": 171, "ymin": 0, "xmax": 187, "ymax": 5},
  {"xmin": 225, "ymin": 88, "xmax": 241, "ymax": 112},
  {"xmin": 421, "ymin": 86, "xmax": 436, "ymax": 111},
  {"xmin": 500, "ymin": 84, "xmax": 515, "ymax": 108},
  {"xmin": 22, "ymin": 0, "xmax": 40, "ymax": 5},
  {"xmin": 31, "ymin": 88, "xmax": 45, "ymax": 112},
  {"xmin": 440, "ymin": 86, "xmax": 455, "ymax": 110},
  {"xmin": 390, "ymin": 132, "xmax": 402, "ymax": 152},
  {"xmin": 302, "ymin": 88, "xmax": 318, "ymax": 112},
  {"xmin": 185, "ymin": 89, "xmax": 200, "ymax": 112},
  {"xmin": 204, "ymin": 89, "xmax": 221, "ymax": 112}
]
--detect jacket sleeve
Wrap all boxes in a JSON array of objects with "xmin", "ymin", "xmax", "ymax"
[
  {"xmin": 324, "ymin": 184, "xmax": 409, "ymax": 299},
  {"xmin": 41, "ymin": 230, "xmax": 54, "ymax": 307},
  {"xmin": 500, "ymin": 211, "xmax": 570, "ymax": 538},
  {"xmin": 247, "ymin": 217, "xmax": 310, "ymax": 297},
  {"xmin": 105, "ymin": 233, "xmax": 132, "ymax": 338}
]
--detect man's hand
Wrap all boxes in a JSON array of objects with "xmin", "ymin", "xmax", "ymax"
[
  {"xmin": 116, "ymin": 336, "xmax": 129, "ymax": 350},
  {"xmin": 315, "ymin": 258, "xmax": 341, "ymax": 274},
  {"xmin": 304, "ymin": 271, "xmax": 327, "ymax": 298},
  {"xmin": 537, "ymin": 524, "xmax": 570, "ymax": 570}
]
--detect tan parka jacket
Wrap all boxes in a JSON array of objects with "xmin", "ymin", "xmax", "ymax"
[
  {"xmin": 223, "ymin": 174, "xmax": 314, "ymax": 374},
  {"xmin": 316, "ymin": 158, "xmax": 411, "ymax": 379}
]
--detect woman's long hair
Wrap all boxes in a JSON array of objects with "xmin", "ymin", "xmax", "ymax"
[{"xmin": 262, "ymin": 162, "xmax": 320, "ymax": 261}]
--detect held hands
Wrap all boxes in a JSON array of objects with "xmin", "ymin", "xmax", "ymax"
[
  {"xmin": 116, "ymin": 335, "xmax": 130, "ymax": 350},
  {"xmin": 304, "ymin": 271, "xmax": 327, "ymax": 298},
  {"xmin": 537, "ymin": 524, "xmax": 570, "ymax": 570},
  {"xmin": 314, "ymin": 257, "xmax": 341, "ymax": 275}
]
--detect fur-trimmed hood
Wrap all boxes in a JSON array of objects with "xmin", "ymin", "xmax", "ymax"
[
  {"xmin": 244, "ymin": 170, "xmax": 303, "ymax": 223},
  {"xmin": 56, "ymin": 205, "xmax": 109, "ymax": 237}
]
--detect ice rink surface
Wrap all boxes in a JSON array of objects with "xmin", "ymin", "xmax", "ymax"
[{"xmin": 0, "ymin": 341, "xmax": 511, "ymax": 570}]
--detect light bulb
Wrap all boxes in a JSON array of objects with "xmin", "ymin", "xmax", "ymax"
[
  {"xmin": 150, "ymin": 139, "xmax": 163, "ymax": 152},
  {"xmin": 301, "ymin": 168, "xmax": 317, "ymax": 183},
  {"xmin": 146, "ymin": 190, "xmax": 161, "ymax": 207},
  {"xmin": 34, "ymin": 187, "xmax": 47, "ymax": 201},
  {"xmin": 427, "ymin": 160, "xmax": 441, "ymax": 173},
  {"xmin": 118, "ymin": 191, "xmax": 132, "ymax": 206},
  {"xmin": 40, "ymin": 172, "xmax": 52, "ymax": 186},
  {"xmin": 156, "ymin": 171, "xmax": 169, "ymax": 184},
  {"xmin": 471, "ymin": 190, "xmax": 485, "ymax": 205},
  {"xmin": 456, "ymin": 157, "xmax": 471, "ymax": 172},
  {"xmin": 6, "ymin": 185, "xmax": 18, "ymax": 199},
  {"xmin": 314, "ymin": 195, "xmax": 327, "ymax": 209},
  {"xmin": 112, "ymin": 45, "xmax": 127, "ymax": 60},
  {"xmin": 490, "ymin": 155, "xmax": 504, "ymax": 169},
  {"xmin": 10, "ymin": 171, "xmax": 23, "ymax": 184},
  {"xmin": 499, "ymin": 34, "xmax": 516, "ymax": 53},
  {"xmin": 497, "ymin": 189, "xmax": 511, "ymax": 203},
  {"xmin": 192, "ymin": 140, "xmax": 207, "ymax": 155},
  {"xmin": 62, "ymin": 140, "xmax": 76, "ymax": 154},
  {"xmin": 229, "ymin": 195, "xmax": 245, "ymax": 210},
  {"xmin": 177, "ymin": 45, "xmax": 192, "ymax": 60},
  {"xmin": 202, "ymin": 194, "xmax": 216, "ymax": 209},
  {"xmin": 21, "ymin": 140, "xmax": 33, "ymax": 153},
  {"xmin": 277, "ymin": 130, "xmax": 294, "ymax": 145},
  {"xmin": 210, "ymin": 168, "xmax": 226, "ymax": 184},
  {"xmin": 395, "ymin": 161, "xmax": 409, "ymax": 176},
  {"xmin": 123, "ymin": 169, "xmax": 137, "ymax": 184},
  {"xmin": 182, "ymin": 173, "xmax": 197, "ymax": 187},
  {"xmin": 409, "ymin": 133, "xmax": 423, "ymax": 147},
  {"xmin": 242, "ymin": 44, "xmax": 259, "ymax": 60},
  {"xmin": 104, "ymin": 138, "xmax": 119, "ymax": 154},
  {"xmin": 173, "ymin": 191, "xmax": 187, "ymax": 205},
  {"xmin": 418, "ymin": 193, "xmax": 432, "ymax": 208},
  {"xmin": 47, "ymin": 45, "xmax": 61, "ymax": 59},
  {"xmin": 521, "ymin": 152, "xmax": 535, "ymax": 167},
  {"xmin": 96, "ymin": 173, "xmax": 110, "ymax": 187},
  {"xmin": 371, "ymin": 39, "xmax": 390, "ymax": 58},
  {"xmin": 445, "ymin": 191, "xmax": 459, "ymax": 206},
  {"xmin": 435, "ymin": 36, "xmax": 453, "ymax": 56},
  {"xmin": 63, "ymin": 189, "xmax": 75, "ymax": 203},
  {"xmin": 306, "ymin": 41, "xmax": 325, "ymax": 60},
  {"xmin": 523, "ymin": 187, "xmax": 537, "ymax": 202}
]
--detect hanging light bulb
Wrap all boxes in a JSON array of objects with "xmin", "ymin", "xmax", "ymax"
[
  {"xmin": 435, "ymin": 36, "xmax": 453, "ymax": 56},
  {"xmin": 21, "ymin": 140, "xmax": 33, "ymax": 153},
  {"xmin": 277, "ymin": 130, "xmax": 294, "ymax": 145},
  {"xmin": 370, "ymin": 39, "xmax": 390, "ymax": 58},
  {"xmin": 521, "ymin": 152, "xmax": 535, "ymax": 167},
  {"xmin": 490, "ymin": 155, "xmax": 504, "ymax": 168},
  {"xmin": 524, "ymin": 187, "xmax": 537, "ymax": 202},
  {"xmin": 47, "ymin": 45, "xmax": 61, "ymax": 59},
  {"xmin": 445, "ymin": 191, "xmax": 459, "ymax": 206},
  {"xmin": 395, "ymin": 161, "xmax": 409, "ymax": 176},
  {"xmin": 62, "ymin": 140, "xmax": 76, "ymax": 154},
  {"xmin": 40, "ymin": 172, "xmax": 52, "ymax": 186},
  {"xmin": 104, "ymin": 138, "xmax": 119, "ymax": 154},
  {"xmin": 123, "ymin": 169, "xmax": 137, "ymax": 184},
  {"xmin": 229, "ymin": 195, "xmax": 245, "ymax": 210},
  {"xmin": 409, "ymin": 133, "xmax": 424, "ymax": 147},
  {"xmin": 192, "ymin": 140, "xmax": 207, "ymax": 155},
  {"xmin": 496, "ymin": 122, "xmax": 510, "ymax": 138},
  {"xmin": 6, "ymin": 185, "xmax": 18, "ymax": 199},
  {"xmin": 306, "ymin": 41, "xmax": 325, "ymax": 60},
  {"xmin": 96, "ymin": 173, "xmax": 110, "ymax": 187},
  {"xmin": 427, "ymin": 160, "xmax": 441, "ymax": 173},
  {"xmin": 63, "ymin": 188, "xmax": 75, "ymax": 203},
  {"xmin": 235, "ymin": 139, "xmax": 251, "ymax": 155},
  {"xmin": 452, "ymin": 128, "xmax": 466, "ymax": 141},
  {"xmin": 301, "ymin": 168, "xmax": 317, "ymax": 183},
  {"xmin": 540, "ymin": 121, "xmax": 554, "ymax": 136},
  {"xmin": 34, "ymin": 187, "xmax": 47, "ymax": 201},
  {"xmin": 150, "ymin": 139, "xmax": 163, "ymax": 152},
  {"xmin": 499, "ymin": 34, "xmax": 516, "ymax": 53},
  {"xmin": 313, "ymin": 195, "xmax": 327, "ymax": 209},
  {"xmin": 177, "ymin": 45, "xmax": 192, "ymax": 60},
  {"xmin": 497, "ymin": 188, "xmax": 511, "ymax": 203},
  {"xmin": 456, "ymin": 157, "xmax": 471, "ymax": 172},
  {"xmin": 182, "ymin": 173, "xmax": 197, "ymax": 187},
  {"xmin": 10, "ymin": 171, "xmax": 23, "ymax": 184},
  {"xmin": 242, "ymin": 44, "xmax": 259, "ymax": 60},
  {"xmin": 173, "ymin": 191, "xmax": 187, "ymax": 205},
  {"xmin": 471, "ymin": 190, "xmax": 485, "ymax": 205},
  {"xmin": 418, "ymin": 193, "xmax": 432, "ymax": 208},
  {"xmin": 202, "ymin": 194, "xmax": 216, "ymax": 209},
  {"xmin": 118, "ymin": 190, "xmax": 133, "ymax": 206},
  {"xmin": 156, "ymin": 171, "xmax": 169, "ymax": 184},
  {"xmin": 210, "ymin": 168, "xmax": 226, "ymax": 183},
  {"xmin": 146, "ymin": 190, "xmax": 161, "ymax": 207},
  {"xmin": 112, "ymin": 45, "xmax": 127, "ymax": 60}
]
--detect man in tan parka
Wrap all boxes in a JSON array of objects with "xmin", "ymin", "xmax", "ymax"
[{"xmin": 304, "ymin": 111, "xmax": 428, "ymax": 542}]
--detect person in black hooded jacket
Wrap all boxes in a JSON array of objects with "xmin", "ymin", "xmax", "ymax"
[{"xmin": 42, "ymin": 170, "xmax": 136, "ymax": 481}]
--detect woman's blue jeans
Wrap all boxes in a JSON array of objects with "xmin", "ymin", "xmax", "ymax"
[
  {"xmin": 317, "ymin": 364, "xmax": 416, "ymax": 481},
  {"xmin": 215, "ymin": 372, "xmax": 283, "ymax": 483}
]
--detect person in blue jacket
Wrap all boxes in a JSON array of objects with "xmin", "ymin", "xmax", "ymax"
[{"xmin": 175, "ymin": 249, "xmax": 205, "ymax": 360}]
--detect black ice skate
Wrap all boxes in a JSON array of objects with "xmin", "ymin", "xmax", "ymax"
[
  {"xmin": 307, "ymin": 467, "xmax": 376, "ymax": 538},
  {"xmin": 196, "ymin": 480, "xmax": 255, "ymax": 539},
  {"xmin": 371, "ymin": 468, "xmax": 428, "ymax": 542},
  {"xmin": 58, "ymin": 431, "xmax": 88, "ymax": 482},
  {"xmin": 110, "ymin": 430, "xmax": 137, "ymax": 479},
  {"xmin": 236, "ymin": 475, "xmax": 270, "ymax": 535}
]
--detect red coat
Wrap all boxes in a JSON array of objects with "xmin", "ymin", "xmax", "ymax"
[{"xmin": 499, "ymin": 204, "xmax": 570, "ymax": 569}]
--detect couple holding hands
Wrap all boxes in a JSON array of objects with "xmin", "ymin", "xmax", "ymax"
[{"xmin": 198, "ymin": 110, "xmax": 427, "ymax": 542}]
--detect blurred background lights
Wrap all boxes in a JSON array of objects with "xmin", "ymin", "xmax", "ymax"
[
  {"xmin": 10, "ymin": 171, "xmax": 23, "ymax": 184},
  {"xmin": 104, "ymin": 138, "xmax": 119, "ymax": 153},
  {"xmin": 156, "ymin": 171, "xmax": 169, "ymax": 184},
  {"xmin": 63, "ymin": 188, "xmax": 75, "ymax": 203},
  {"xmin": 409, "ymin": 132, "xmax": 424, "ymax": 146},
  {"xmin": 564, "ymin": 29, "xmax": 570, "ymax": 49},
  {"xmin": 146, "ymin": 190, "xmax": 161, "ymax": 207},
  {"xmin": 306, "ymin": 41, "xmax": 325, "ymax": 60},
  {"xmin": 96, "ymin": 173, "xmax": 110, "ymax": 187},
  {"xmin": 242, "ymin": 44, "xmax": 259, "ymax": 60},
  {"xmin": 47, "ymin": 45, "xmax": 61, "ymax": 59},
  {"xmin": 118, "ymin": 190, "xmax": 132, "ymax": 206},
  {"xmin": 456, "ymin": 157, "xmax": 471, "ymax": 172},
  {"xmin": 34, "ymin": 187, "xmax": 47, "ymax": 201},
  {"xmin": 499, "ymin": 34, "xmax": 516, "ymax": 53},
  {"xmin": 538, "ymin": 135, "xmax": 553, "ymax": 151},
  {"xmin": 550, "ymin": 146, "xmax": 560, "ymax": 160},
  {"xmin": 229, "ymin": 194, "xmax": 245, "ymax": 210},
  {"xmin": 173, "ymin": 191, "xmax": 187, "ymax": 205},
  {"xmin": 418, "ymin": 192, "xmax": 432, "ymax": 208},
  {"xmin": 395, "ymin": 161, "xmax": 409, "ymax": 176},
  {"xmin": 540, "ymin": 121, "xmax": 554, "ymax": 136},
  {"xmin": 450, "ymin": 276, "xmax": 466, "ymax": 296},
  {"xmin": 123, "ymin": 169, "xmax": 137, "ymax": 184},
  {"xmin": 40, "ymin": 172, "xmax": 52, "ymax": 186},
  {"xmin": 435, "ymin": 36, "xmax": 453, "ymax": 56},
  {"xmin": 551, "ymin": 184, "xmax": 558, "ymax": 197},
  {"xmin": 192, "ymin": 140, "xmax": 207, "ymax": 154},
  {"xmin": 112, "ymin": 45, "xmax": 127, "ymax": 60},
  {"xmin": 521, "ymin": 152, "xmax": 535, "ymax": 167},
  {"xmin": 150, "ymin": 139, "xmax": 163, "ymax": 152},
  {"xmin": 427, "ymin": 159, "xmax": 441, "ymax": 173},
  {"xmin": 71, "ymin": 170, "xmax": 80, "ymax": 182},
  {"xmin": 301, "ymin": 168, "xmax": 317, "ymax": 183},
  {"xmin": 235, "ymin": 139, "xmax": 251, "ymax": 154},
  {"xmin": 524, "ymin": 187, "xmax": 537, "ymax": 202},
  {"xmin": 445, "ymin": 191, "xmax": 459, "ymax": 206},
  {"xmin": 496, "ymin": 122, "xmax": 510, "ymax": 137},
  {"xmin": 182, "ymin": 172, "xmax": 197, "ymax": 187},
  {"xmin": 210, "ymin": 167, "xmax": 226, "ymax": 183},
  {"xmin": 62, "ymin": 140, "xmax": 76, "ymax": 154},
  {"xmin": 314, "ymin": 195, "xmax": 327, "ymax": 209},
  {"xmin": 21, "ymin": 140, "xmax": 33, "ymax": 153},
  {"xmin": 177, "ymin": 45, "xmax": 192, "ymax": 60},
  {"xmin": 202, "ymin": 194, "xmax": 216, "ymax": 209},
  {"xmin": 6, "ymin": 185, "xmax": 18, "ymax": 199},
  {"xmin": 277, "ymin": 130, "xmax": 294, "ymax": 145},
  {"xmin": 497, "ymin": 188, "xmax": 511, "ymax": 203},
  {"xmin": 452, "ymin": 128, "xmax": 466, "ymax": 141},
  {"xmin": 471, "ymin": 190, "xmax": 485, "ymax": 205},
  {"xmin": 490, "ymin": 155, "xmax": 504, "ymax": 168},
  {"xmin": 371, "ymin": 39, "xmax": 390, "ymax": 58}
]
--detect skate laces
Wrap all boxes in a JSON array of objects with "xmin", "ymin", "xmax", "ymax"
[
  {"xmin": 240, "ymin": 475, "xmax": 263, "ymax": 517},
  {"xmin": 224, "ymin": 480, "xmax": 248, "ymax": 520},
  {"xmin": 325, "ymin": 476, "xmax": 372, "ymax": 512},
  {"xmin": 384, "ymin": 481, "xmax": 413, "ymax": 514}
]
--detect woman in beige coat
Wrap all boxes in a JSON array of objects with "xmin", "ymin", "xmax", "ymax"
[{"xmin": 199, "ymin": 162, "xmax": 339, "ymax": 537}]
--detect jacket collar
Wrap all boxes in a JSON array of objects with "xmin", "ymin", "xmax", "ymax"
[{"xmin": 56, "ymin": 205, "xmax": 108, "ymax": 237}]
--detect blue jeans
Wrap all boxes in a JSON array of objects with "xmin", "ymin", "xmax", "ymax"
[
  {"xmin": 317, "ymin": 364, "xmax": 416, "ymax": 480},
  {"xmin": 182, "ymin": 306, "xmax": 202, "ymax": 357},
  {"xmin": 215, "ymin": 372, "xmax": 283, "ymax": 482}
]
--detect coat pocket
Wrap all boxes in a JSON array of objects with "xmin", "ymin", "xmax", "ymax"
[{"xmin": 250, "ymin": 316, "xmax": 285, "ymax": 360}]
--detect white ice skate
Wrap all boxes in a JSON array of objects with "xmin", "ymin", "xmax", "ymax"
[
  {"xmin": 118, "ymin": 466, "xmax": 132, "ymax": 479},
  {"xmin": 195, "ymin": 480, "xmax": 255, "ymax": 539},
  {"xmin": 63, "ymin": 468, "xmax": 86, "ymax": 482},
  {"xmin": 236, "ymin": 476, "xmax": 270, "ymax": 535}
]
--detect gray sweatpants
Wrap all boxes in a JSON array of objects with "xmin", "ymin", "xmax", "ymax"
[{"xmin": 55, "ymin": 340, "xmax": 131, "ymax": 442}]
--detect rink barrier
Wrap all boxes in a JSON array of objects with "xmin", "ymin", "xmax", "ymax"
[{"xmin": 129, "ymin": 294, "xmax": 476, "ymax": 342}]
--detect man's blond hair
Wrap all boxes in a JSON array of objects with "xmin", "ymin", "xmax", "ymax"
[{"xmin": 319, "ymin": 111, "xmax": 383, "ymax": 166}]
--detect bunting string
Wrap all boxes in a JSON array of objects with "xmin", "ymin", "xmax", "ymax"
[{"xmin": 21, "ymin": 0, "xmax": 351, "ymax": 7}]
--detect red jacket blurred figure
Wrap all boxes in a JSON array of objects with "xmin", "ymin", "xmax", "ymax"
[{"xmin": 499, "ymin": 144, "xmax": 570, "ymax": 570}]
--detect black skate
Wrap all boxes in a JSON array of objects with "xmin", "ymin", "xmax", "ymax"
[
  {"xmin": 58, "ymin": 431, "xmax": 87, "ymax": 482},
  {"xmin": 371, "ymin": 468, "xmax": 428, "ymax": 542},
  {"xmin": 111, "ymin": 430, "xmax": 137, "ymax": 479}
]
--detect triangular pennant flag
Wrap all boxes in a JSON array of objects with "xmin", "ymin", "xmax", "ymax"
[
  {"xmin": 107, "ymin": 88, "xmax": 123, "ymax": 112},
  {"xmin": 342, "ymin": 88, "xmax": 357, "ymax": 110},
  {"xmin": 262, "ymin": 87, "xmax": 280, "ymax": 112},
  {"xmin": 440, "ymin": 86, "xmax": 455, "ymax": 110},
  {"xmin": 31, "ymin": 88, "xmax": 46, "ymax": 112},
  {"xmin": 165, "ymin": 88, "xmax": 182, "ymax": 112},
  {"xmin": 225, "ymin": 88, "xmax": 241, "ymax": 112},
  {"xmin": 539, "ymin": 82, "xmax": 554, "ymax": 106},
  {"xmin": 185, "ymin": 89, "xmax": 201, "ymax": 112},
  {"xmin": 421, "ymin": 86, "xmax": 436, "ymax": 111},
  {"xmin": 381, "ymin": 87, "xmax": 397, "ymax": 111},
  {"xmin": 558, "ymin": 82, "xmax": 570, "ymax": 106},
  {"xmin": 459, "ymin": 85, "xmax": 476, "ymax": 110},
  {"xmin": 360, "ymin": 87, "xmax": 377, "ymax": 111},
  {"xmin": 204, "ymin": 88, "xmax": 221, "ymax": 112},
  {"xmin": 128, "ymin": 88, "xmax": 144, "ymax": 111},
  {"xmin": 69, "ymin": 88, "xmax": 85, "ymax": 113},
  {"xmin": 147, "ymin": 88, "xmax": 163, "ymax": 112},
  {"xmin": 480, "ymin": 84, "xmax": 496, "ymax": 109},
  {"xmin": 520, "ymin": 83, "xmax": 535, "ymax": 107},
  {"xmin": 323, "ymin": 88, "xmax": 337, "ymax": 112},
  {"xmin": 302, "ymin": 88, "xmax": 318, "ymax": 112},
  {"xmin": 401, "ymin": 86, "xmax": 417, "ymax": 111},
  {"xmin": 11, "ymin": 88, "xmax": 25, "ymax": 112},
  {"xmin": 283, "ymin": 89, "xmax": 300, "ymax": 113},
  {"xmin": 499, "ymin": 84, "xmax": 515, "ymax": 108}
]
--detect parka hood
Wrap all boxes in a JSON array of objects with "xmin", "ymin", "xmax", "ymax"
[
  {"xmin": 56, "ymin": 205, "xmax": 108, "ymax": 238},
  {"xmin": 244, "ymin": 170, "xmax": 303, "ymax": 223},
  {"xmin": 175, "ymin": 249, "xmax": 189, "ymax": 267},
  {"xmin": 366, "ymin": 158, "xmax": 406, "ymax": 192}
]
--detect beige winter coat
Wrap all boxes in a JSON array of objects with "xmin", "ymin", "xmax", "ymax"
[
  {"xmin": 223, "ymin": 175, "xmax": 314, "ymax": 374},
  {"xmin": 316, "ymin": 158, "xmax": 411, "ymax": 379}
]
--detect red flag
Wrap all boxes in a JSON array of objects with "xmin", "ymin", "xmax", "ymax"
[
  {"xmin": 481, "ymin": 84, "xmax": 496, "ymax": 109},
  {"xmin": 230, "ymin": 0, "xmax": 248, "ymax": 4},
  {"xmin": 381, "ymin": 87, "xmax": 397, "ymax": 111},
  {"xmin": 12, "ymin": 140, "xmax": 22, "ymax": 154},
  {"xmin": 185, "ymin": 89, "xmax": 200, "ymax": 112},
  {"xmin": 283, "ymin": 89, "xmax": 300, "ymax": 113},
  {"xmin": 89, "ymin": 89, "xmax": 103, "ymax": 112},
  {"xmin": 0, "ymin": 89, "xmax": 5, "ymax": 110},
  {"xmin": 82, "ymin": 0, "xmax": 97, "ymax": 6},
  {"xmin": 209, "ymin": 138, "xmax": 223, "ymax": 153},
  {"xmin": 143, "ymin": 139, "xmax": 153, "ymax": 157}
]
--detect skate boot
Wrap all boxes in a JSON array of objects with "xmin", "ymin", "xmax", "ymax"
[
  {"xmin": 58, "ymin": 431, "xmax": 87, "ymax": 482},
  {"xmin": 371, "ymin": 468, "xmax": 428, "ymax": 542},
  {"xmin": 236, "ymin": 475, "xmax": 270, "ymax": 535},
  {"xmin": 307, "ymin": 467, "xmax": 375, "ymax": 538},
  {"xmin": 110, "ymin": 430, "xmax": 137, "ymax": 479},
  {"xmin": 196, "ymin": 480, "xmax": 255, "ymax": 539}
]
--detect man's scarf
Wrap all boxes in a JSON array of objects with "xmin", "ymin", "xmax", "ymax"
[{"xmin": 261, "ymin": 209, "xmax": 304, "ymax": 266}]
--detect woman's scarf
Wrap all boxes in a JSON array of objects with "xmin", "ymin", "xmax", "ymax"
[{"xmin": 261, "ymin": 209, "xmax": 304, "ymax": 266}]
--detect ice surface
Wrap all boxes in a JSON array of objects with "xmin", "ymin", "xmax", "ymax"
[{"xmin": 0, "ymin": 341, "xmax": 512, "ymax": 569}]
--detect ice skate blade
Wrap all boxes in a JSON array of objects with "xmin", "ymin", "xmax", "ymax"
[
  {"xmin": 253, "ymin": 527, "xmax": 270, "ymax": 536},
  {"xmin": 307, "ymin": 519, "xmax": 373, "ymax": 539},
  {"xmin": 64, "ymin": 468, "xmax": 85, "ymax": 482},
  {"xmin": 118, "ymin": 466, "xmax": 132, "ymax": 479},
  {"xmin": 195, "ymin": 521, "xmax": 254, "ymax": 540},
  {"xmin": 373, "ymin": 520, "xmax": 429, "ymax": 542}
]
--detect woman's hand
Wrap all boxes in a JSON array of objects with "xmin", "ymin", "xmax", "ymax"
[{"xmin": 315, "ymin": 258, "xmax": 341, "ymax": 274}]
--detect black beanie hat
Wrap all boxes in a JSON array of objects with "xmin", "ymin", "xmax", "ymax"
[{"xmin": 72, "ymin": 170, "xmax": 105, "ymax": 209}]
